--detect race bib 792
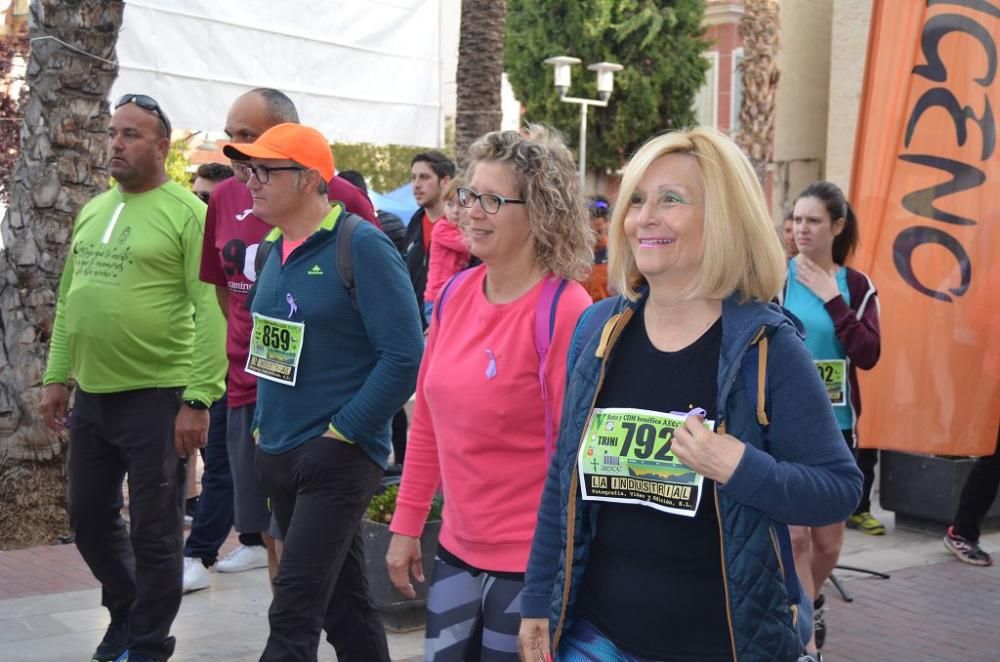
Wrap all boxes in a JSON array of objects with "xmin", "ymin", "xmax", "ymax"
[{"xmin": 578, "ymin": 407, "xmax": 713, "ymax": 517}]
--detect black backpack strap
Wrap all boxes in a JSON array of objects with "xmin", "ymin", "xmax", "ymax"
[
  {"xmin": 336, "ymin": 213, "xmax": 364, "ymax": 311},
  {"xmin": 246, "ymin": 213, "xmax": 362, "ymax": 311},
  {"xmin": 244, "ymin": 237, "xmax": 277, "ymax": 311}
]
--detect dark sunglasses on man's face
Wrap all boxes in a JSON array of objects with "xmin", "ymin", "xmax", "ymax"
[
  {"xmin": 115, "ymin": 94, "xmax": 172, "ymax": 136},
  {"xmin": 195, "ymin": 192, "xmax": 211, "ymax": 203}
]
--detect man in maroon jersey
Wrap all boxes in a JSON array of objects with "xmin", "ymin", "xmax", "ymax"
[{"xmin": 190, "ymin": 88, "xmax": 378, "ymax": 589}]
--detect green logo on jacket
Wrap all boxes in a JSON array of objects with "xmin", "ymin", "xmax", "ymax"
[{"xmin": 308, "ymin": 265, "xmax": 324, "ymax": 276}]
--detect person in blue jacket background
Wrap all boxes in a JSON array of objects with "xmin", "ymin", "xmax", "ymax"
[{"xmin": 518, "ymin": 127, "xmax": 862, "ymax": 662}]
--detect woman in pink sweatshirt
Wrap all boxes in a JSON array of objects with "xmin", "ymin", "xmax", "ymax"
[
  {"xmin": 422, "ymin": 178, "xmax": 472, "ymax": 320},
  {"xmin": 387, "ymin": 126, "xmax": 594, "ymax": 661}
]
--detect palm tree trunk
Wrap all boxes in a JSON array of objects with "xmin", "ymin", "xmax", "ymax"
[
  {"xmin": 736, "ymin": 0, "xmax": 780, "ymax": 186},
  {"xmin": 0, "ymin": 13, "xmax": 29, "ymax": 204},
  {"xmin": 0, "ymin": 0, "xmax": 123, "ymax": 549},
  {"xmin": 455, "ymin": 0, "xmax": 507, "ymax": 172}
]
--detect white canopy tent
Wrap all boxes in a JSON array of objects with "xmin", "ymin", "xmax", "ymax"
[{"xmin": 111, "ymin": 0, "xmax": 449, "ymax": 146}]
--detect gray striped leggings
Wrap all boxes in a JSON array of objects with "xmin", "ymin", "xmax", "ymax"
[{"xmin": 423, "ymin": 552, "xmax": 525, "ymax": 661}]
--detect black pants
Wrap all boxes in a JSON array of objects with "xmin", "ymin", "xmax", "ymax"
[
  {"xmin": 184, "ymin": 395, "xmax": 233, "ymax": 565},
  {"xmin": 855, "ymin": 448, "xmax": 878, "ymax": 514},
  {"xmin": 953, "ymin": 433, "xmax": 1000, "ymax": 541},
  {"xmin": 842, "ymin": 430, "xmax": 878, "ymax": 514},
  {"xmin": 256, "ymin": 437, "xmax": 389, "ymax": 662},
  {"xmin": 391, "ymin": 408, "xmax": 408, "ymax": 465},
  {"xmin": 68, "ymin": 387, "xmax": 185, "ymax": 661}
]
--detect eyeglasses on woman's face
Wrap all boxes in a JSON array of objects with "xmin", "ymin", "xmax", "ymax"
[{"xmin": 457, "ymin": 186, "xmax": 525, "ymax": 215}]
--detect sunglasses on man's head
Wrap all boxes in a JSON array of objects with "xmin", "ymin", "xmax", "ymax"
[{"xmin": 115, "ymin": 94, "xmax": 172, "ymax": 136}]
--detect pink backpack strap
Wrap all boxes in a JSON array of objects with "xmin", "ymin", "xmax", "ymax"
[
  {"xmin": 536, "ymin": 276, "xmax": 569, "ymax": 461},
  {"xmin": 434, "ymin": 267, "xmax": 475, "ymax": 326},
  {"xmin": 438, "ymin": 270, "xmax": 567, "ymax": 461}
]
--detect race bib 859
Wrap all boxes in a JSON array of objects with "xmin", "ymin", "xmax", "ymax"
[{"xmin": 246, "ymin": 313, "xmax": 305, "ymax": 386}]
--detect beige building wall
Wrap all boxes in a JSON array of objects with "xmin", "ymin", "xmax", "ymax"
[
  {"xmin": 825, "ymin": 0, "xmax": 873, "ymax": 196},
  {"xmin": 1, "ymin": 0, "xmax": 29, "ymax": 37},
  {"xmin": 771, "ymin": 0, "xmax": 833, "ymax": 222}
]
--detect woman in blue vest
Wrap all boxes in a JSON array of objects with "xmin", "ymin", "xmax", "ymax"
[
  {"xmin": 518, "ymin": 128, "xmax": 862, "ymax": 662},
  {"xmin": 784, "ymin": 180, "xmax": 882, "ymax": 656}
]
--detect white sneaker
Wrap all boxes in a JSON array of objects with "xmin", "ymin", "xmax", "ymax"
[
  {"xmin": 182, "ymin": 557, "xmax": 210, "ymax": 593},
  {"xmin": 215, "ymin": 544, "xmax": 268, "ymax": 573}
]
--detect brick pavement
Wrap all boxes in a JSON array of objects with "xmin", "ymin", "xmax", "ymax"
[
  {"xmin": 3, "ymin": 527, "xmax": 1000, "ymax": 660},
  {"xmin": 821, "ymin": 559, "xmax": 1000, "ymax": 661},
  {"xmin": 0, "ymin": 536, "xmax": 421, "ymax": 661},
  {"xmin": 0, "ymin": 542, "xmax": 97, "ymax": 600},
  {"xmin": 0, "ymin": 533, "xmax": 240, "ymax": 601}
]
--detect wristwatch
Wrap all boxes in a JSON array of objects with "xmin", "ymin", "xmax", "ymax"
[{"xmin": 183, "ymin": 399, "xmax": 209, "ymax": 410}]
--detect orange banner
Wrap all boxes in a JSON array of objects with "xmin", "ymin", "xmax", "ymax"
[{"xmin": 851, "ymin": 0, "xmax": 1000, "ymax": 455}]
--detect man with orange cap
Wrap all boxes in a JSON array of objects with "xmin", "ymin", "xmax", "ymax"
[
  {"xmin": 188, "ymin": 89, "xmax": 380, "ymax": 594},
  {"xmin": 223, "ymin": 124, "xmax": 423, "ymax": 661}
]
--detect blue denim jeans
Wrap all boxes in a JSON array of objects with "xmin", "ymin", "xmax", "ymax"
[{"xmin": 183, "ymin": 395, "xmax": 234, "ymax": 565}]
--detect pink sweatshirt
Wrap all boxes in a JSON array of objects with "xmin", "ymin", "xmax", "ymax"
[
  {"xmin": 391, "ymin": 265, "xmax": 592, "ymax": 571},
  {"xmin": 423, "ymin": 219, "xmax": 470, "ymax": 304}
]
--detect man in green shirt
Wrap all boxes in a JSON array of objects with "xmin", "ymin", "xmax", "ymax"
[{"xmin": 40, "ymin": 94, "xmax": 226, "ymax": 662}]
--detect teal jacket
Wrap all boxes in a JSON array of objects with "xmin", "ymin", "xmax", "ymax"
[{"xmin": 251, "ymin": 206, "xmax": 424, "ymax": 468}]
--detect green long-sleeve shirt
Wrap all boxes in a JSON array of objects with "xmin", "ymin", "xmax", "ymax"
[{"xmin": 44, "ymin": 181, "xmax": 226, "ymax": 406}]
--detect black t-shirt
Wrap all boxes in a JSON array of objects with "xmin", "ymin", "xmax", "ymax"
[{"xmin": 574, "ymin": 303, "xmax": 731, "ymax": 661}]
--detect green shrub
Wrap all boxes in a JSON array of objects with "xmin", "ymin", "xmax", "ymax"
[
  {"xmin": 506, "ymin": 0, "xmax": 710, "ymax": 172},
  {"xmin": 332, "ymin": 142, "xmax": 452, "ymax": 192},
  {"xmin": 366, "ymin": 484, "xmax": 443, "ymax": 525},
  {"xmin": 166, "ymin": 138, "xmax": 193, "ymax": 189}
]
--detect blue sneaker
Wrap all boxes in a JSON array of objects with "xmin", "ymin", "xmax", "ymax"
[
  {"xmin": 114, "ymin": 652, "xmax": 159, "ymax": 662},
  {"xmin": 91, "ymin": 620, "xmax": 126, "ymax": 661}
]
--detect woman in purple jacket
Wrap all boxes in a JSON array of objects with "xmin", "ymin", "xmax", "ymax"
[{"xmin": 783, "ymin": 180, "xmax": 882, "ymax": 657}]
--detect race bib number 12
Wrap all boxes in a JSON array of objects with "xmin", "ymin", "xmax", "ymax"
[
  {"xmin": 578, "ymin": 407, "xmax": 712, "ymax": 517},
  {"xmin": 246, "ymin": 313, "xmax": 305, "ymax": 386}
]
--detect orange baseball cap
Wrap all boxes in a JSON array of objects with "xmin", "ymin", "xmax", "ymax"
[{"xmin": 223, "ymin": 123, "xmax": 335, "ymax": 181}]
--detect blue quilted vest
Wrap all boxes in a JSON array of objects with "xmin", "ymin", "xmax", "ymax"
[{"xmin": 548, "ymin": 292, "xmax": 803, "ymax": 661}]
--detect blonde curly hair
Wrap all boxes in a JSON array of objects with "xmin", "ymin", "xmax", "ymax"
[{"xmin": 466, "ymin": 125, "xmax": 593, "ymax": 281}]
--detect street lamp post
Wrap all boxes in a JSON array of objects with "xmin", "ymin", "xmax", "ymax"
[{"xmin": 544, "ymin": 57, "xmax": 624, "ymax": 184}]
